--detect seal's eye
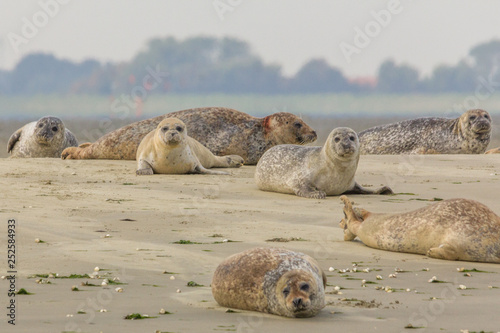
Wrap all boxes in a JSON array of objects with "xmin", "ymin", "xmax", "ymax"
[
  {"xmin": 300, "ymin": 283, "xmax": 310, "ymax": 292},
  {"xmin": 282, "ymin": 287, "xmax": 290, "ymax": 297},
  {"xmin": 469, "ymin": 116, "xmax": 477, "ymax": 121},
  {"xmin": 349, "ymin": 136, "xmax": 355, "ymax": 141},
  {"xmin": 334, "ymin": 137, "xmax": 340, "ymax": 143},
  {"xmin": 484, "ymin": 114, "xmax": 490, "ymax": 120},
  {"xmin": 176, "ymin": 126, "xmax": 183, "ymax": 132},
  {"xmin": 161, "ymin": 126, "xmax": 169, "ymax": 132},
  {"xmin": 294, "ymin": 122, "xmax": 302, "ymax": 129},
  {"xmin": 52, "ymin": 126, "xmax": 58, "ymax": 132}
]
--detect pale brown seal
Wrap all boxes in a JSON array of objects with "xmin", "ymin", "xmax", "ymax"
[
  {"xmin": 485, "ymin": 147, "xmax": 500, "ymax": 154},
  {"xmin": 136, "ymin": 118, "xmax": 243, "ymax": 175},
  {"xmin": 254, "ymin": 127, "xmax": 393, "ymax": 199},
  {"xmin": 61, "ymin": 107, "xmax": 317, "ymax": 164},
  {"xmin": 339, "ymin": 196, "xmax": 500, "ymax": 263},
  {"xmin": 359, "ymin": 109, "xmax": 492, "ymax": 154},
  {"xmin": 211, "ymin": 247, "xmax": 326, "ymax": 318},
  {"xmin": 7, "ymin": 116, "xmax": 78, "ymax": 158}
]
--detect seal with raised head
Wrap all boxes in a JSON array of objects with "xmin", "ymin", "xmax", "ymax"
[
  {"xmin": 254, "ymin": 127, "xmax": 393, "ymax": 199},
  {"xmin": 136, "ymin": 118, "xmax": 243, "ymax": 175},
  {"xmin": 485, "ymin": 147, "xmax": 500, "ymax": 154},
  {"xmin": 359, "ymin": 109, "xmax": 492, "ymax": 154},
  {"xmin": 8, "ymin": 116, "xmax": 78, "ymax": 158},
  {"xmin": 61, "ymin": 107, "xmax": 317, "ymax": 164},
  {"xmin": 211, "ymin": 247, "xmax": 326, "ymax": 318},
  {"xmin": 339, "ymin": 196, "xmax": 500, "ymax": 263}
]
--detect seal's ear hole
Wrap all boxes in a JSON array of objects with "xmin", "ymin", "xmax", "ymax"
[
  {"xmin": 334, "ymin": 137, "xmax": 340, "ymax": 143},
  {"xmin": 294, "ymin": 122, "xmax": 302, "ymax": 129},
  {"xmin": 469, "ymin": 115, "xmax": 477, "ymax": 121},
  {"xmin": 349, "ymin": 136, "xmax": 355, "ymax": 141},
  {"xmin": 484, "ymin": 114, "xmax": 490, "ymax": 120},
  {"xmin": 38, "ymin": 123, "xmax": 44, "ymax": 128},
  {"xmin": 52, "ymin": 126, "xmax": 58, "ymax": 132},
  {"xmin": 300, "ymin": 283, "xmax": 310, "ymax": 292},
  {"xmin": 282, "ymin": 287, "xmax": 290, "ymax": 298},
  {"xmin": 161, "ymin": 126, "xmax": 169, "ymax": 132},
  {"xmin": 176, "ymin": 126, "xmax": 183, "ymax": 132}
]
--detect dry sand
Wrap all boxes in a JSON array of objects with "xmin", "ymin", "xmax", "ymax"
[{"xmin": 1, "ymin": 155, "xmax": 500, "ymax": 333}]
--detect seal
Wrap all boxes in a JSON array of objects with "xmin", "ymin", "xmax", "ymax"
[
  {"xmin": 254, "ymin": 127, "xmax": 393, "ymax": 199},
  {"xmin": 7, "ymin": 116, "xmax": 78, "ymax": 158},
  {"xmin": 485, "ymin": 147, "xmax": 500, "ymax": 154},
  {"xmin": 339, "ymin": 196, "xmax": 500, "ymax": 263},
  {"xmin": 358, "ymin": 109, "xmax": 492, "ymax": 154},
  {"xmin": 61, "ymin": 107, "xmax": 317, "ymax": 164},
  {"xmin": 136, "ymin": 118, "xmax": 243, "ymax": 175},
  {"xmin": 211, "ymin": 247, "xmax": 326, "ymax": 318}
]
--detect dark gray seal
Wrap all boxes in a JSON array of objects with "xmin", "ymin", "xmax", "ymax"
[
  {"xmin": 359, "ymin": 109, "xmax": 491, "ymax": 154},
  {"xmin": 211, "ymin": 247, "xmax": 326, "ymax": 318},
  {"xmin": 7, "ymin": 116, "xmax": 78, "ymax": 158},
  {"xmin": 255, "ymin": 127, "xmax": 393, "ymax": 199},
  {"xmin": 61, "ymin": 107, "xmax": 317, "ymax": 164}
]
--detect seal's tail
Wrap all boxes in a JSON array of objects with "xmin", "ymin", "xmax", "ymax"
[{"xmin": 61, "ymin": 143, "xmax": 92, "ymax": 159}]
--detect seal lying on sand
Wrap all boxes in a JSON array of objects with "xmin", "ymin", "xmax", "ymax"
[
  {"xmin": 8, "ymin": 116, "xmax": 78, "ymax": 158},
  {"xmin": 61, "ymin": 107, "xmax": 317, "ymax": 164},
  {"xmin": 136, "ymin": 118, "xmax": 243, "ymax": 175},
  {"xmin": 211, "ymin": 247, "xmax": 326, "ymax": 318},
  {"xmin": 485, "ymin": 147, "xmax": 500, "ymax": 154},
  {"xmin": 359, "ymin": 109, "xmax": 491, "ymax": 154},
  {"xmin": 339, "ymin": 196, "xmax": 500, "ymax": 263},
  {"xmin": 255, "ymin": 127, "xmax": 393, "ymax": 199}
]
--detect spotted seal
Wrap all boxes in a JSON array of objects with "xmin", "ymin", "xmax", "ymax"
[
  {"xmin": 7, "ymin": 116, "xmax": 78, "ymax": 158},
  {"xmin": 339, "ymin": 196, "xmax": 500, "ymax": 263},
  {"xmin": 211, "ymin": 247, "xmax": 326, "ymax": 317},
  {"xmin": 359, "ymin": 109, "xmax": 491, "ymax": 154},
  {"xmin": 136, "ymin": 118, "xmax": 243, "ymax": 175},
  {"xmin": 61, "ymin": 107, "xmax": 317, "ymax": 164},
  {"xmin": 255, "ymin": 127, "xmax": 393, "ymax": 199}
]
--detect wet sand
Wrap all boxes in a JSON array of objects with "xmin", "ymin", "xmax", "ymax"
[{"xmin": 1, "ymin": 154, "xmax": 499, "ymax": 333}]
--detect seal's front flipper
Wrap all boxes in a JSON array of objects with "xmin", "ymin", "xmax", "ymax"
[
  {"xmin": 295, "ymin": 183, "xmax": 326, "ymax": 199},
  {"xmin": 344, "ymin": 182, "xmax": 393, "ymax": 195},
  {"xmin": 7, "ymin": 128, "xmax": 22, "ymax": 153},
  {"xmin": 427, "ymin": 244, "xmax": 459, "ymax": 261},
  {"xmin": 136, "ymin": 159, "xmax": 154, "ymax": 175}
]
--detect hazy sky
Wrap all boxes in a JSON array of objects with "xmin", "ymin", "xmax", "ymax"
[{"xmin": 1, "ymin": 0, "xmax": 500, "ymax": 78}]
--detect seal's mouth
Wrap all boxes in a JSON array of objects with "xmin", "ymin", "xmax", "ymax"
[
  {"xmin": 296, "ymin": 132, "xmax": 317, "ymax": 145},
  {"xmin": 472, "ymin": 125, "xmax": 491, "ymax": 134}
]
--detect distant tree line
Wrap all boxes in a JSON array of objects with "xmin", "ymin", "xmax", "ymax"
[{"xmin": 1, "ymin": 37, "xmax": 500, "ymax": 95}]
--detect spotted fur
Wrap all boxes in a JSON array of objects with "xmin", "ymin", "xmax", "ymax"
[
  {"xmin": 359, "ymin": 109, "xmax": 491, "ymax": 154},
  {"xmin": 61, "ymin": 107, "xmax": 317, "ymax": 164}
]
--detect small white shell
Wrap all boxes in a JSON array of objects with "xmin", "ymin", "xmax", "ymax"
[
  {"xmin": 35, "ymin": 238, "xmax": 40, "ymax": 243},
  {"xmin": 328, "ymin": 267, "xmax": 335, "ymax": 272},
  {"xmin": 176, "ymin": 289, "xmax": 181, "ymax": 293},
  {"xmin": 99, "ymin": 309, "xmax": 107, "ymax": 313},
  {"xmin": 458, "ymin": 285, "xmax": 467, "ymax": 290},
  {"xmin": 94, "ymin": 267, "xmax": 100, "ymax": 272},
  {"xmin": 428, "ymin": 276, "xmax": 437, "ymax": 283},
  {"xmin": 376, "ymin": 275, "xmax": 383, "ymax": 280},
  {"xmin": 159, "ymin": 308, "xmax": 166, "ymax": 314},
  {"xmin": 115, "ymin": 287, "xmax": 123, "ymax": 292},
  {"xmin": 170, "ymin": 276, "xmax": 175, "ymax": 280}
]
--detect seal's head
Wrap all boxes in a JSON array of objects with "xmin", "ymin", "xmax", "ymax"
[
  {"xmin": 325, "ymin": 127, "xmax": 359, "ymax": 160},
  {"xmin": 156, "ymin": 118, "xmax": 187, "ymax": 146},
  {"xmin": 263, "ymin": 112, "xmax": 317, "ymax": 145},
  {"xmin": 460, "ymin": 109, "xmax": 492, "ymax": 136},
  {"xmin": 34, "ymin": 116, "xmax": 65, "ymax": 145},
  {"xmin": 275, "ymin": 270, "xmax": 324, "ymax": 318}
]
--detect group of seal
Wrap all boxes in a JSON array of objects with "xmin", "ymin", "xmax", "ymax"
[
  {"xmin": 61, "ymin": 107, "xmax": 317, "ymax": 164},
  {"xmin": 6, "ymin": 107, "xmax": 500, "ymax": 319}
]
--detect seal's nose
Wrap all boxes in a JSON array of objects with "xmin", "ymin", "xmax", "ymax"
[{"xmin": 293, "ymin": 298, "xmax": 303, "ymax": 307}]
